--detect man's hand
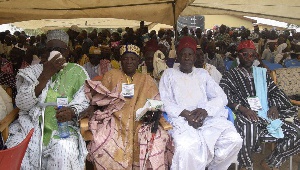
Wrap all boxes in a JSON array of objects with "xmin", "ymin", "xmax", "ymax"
[
  {"xmin": 56, "ymin": 106, "xmax": 75, "ymax": 122},
  {"xmin": 35, "ymin": 54, "xmax": 67, "ymax": 97},
  {"xmin": 43, "ymin": 54, "xmax": 66, "ymax": 78},
  {"xmin": 239, "ymin": 106, "xmax": 259, "ymax": 122},
  {"xmin": 267, "ymin": 106, "xmax": 279, "ymax": 120},
  {"xmin": 179, "ymin": 109, "xmax": 207, "ymax": 129},
  {"xmin": 79, "ymin": 105, "xmax": 96, "ymax": 120},
  {"xmin": 190, "ymin": 108, "xmax": 208, "ymax": 123}
]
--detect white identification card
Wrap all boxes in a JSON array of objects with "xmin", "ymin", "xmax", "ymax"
[
  {"xmin": 247, "ymin": 96, "xmax": 262, "ymax": 111},
  {"xmin": 57, "ymin": 97, "xmax": 68, "ymax": 107},
  {"xmin": 121, "ymin": 83, "xmax": 134, "ymax": 98}
]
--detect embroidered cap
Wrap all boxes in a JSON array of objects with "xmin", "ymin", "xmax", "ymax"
[
  {"xmin": 120, "ymin": 44, "xmax": 140, "ymax": 57},
  {"xmin": 177, "ymin": 36, "xmax": 197, "ymax": 53},
  {"xmin": 46, "ymin": 30, "xmax": 69, "ymax": 45}
]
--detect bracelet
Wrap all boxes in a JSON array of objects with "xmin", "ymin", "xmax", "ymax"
[{"xmin": 235, "ymin": 104, "xmax": 241, "ymax": 111}]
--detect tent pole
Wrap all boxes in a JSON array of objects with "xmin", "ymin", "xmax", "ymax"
[{"xmin": 172, "ymin": 1, "xmax": 178, "ymax": 42}]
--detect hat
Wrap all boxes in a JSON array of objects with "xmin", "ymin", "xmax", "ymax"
[
  {"xmin": 120, "ymin": 44, "xmax": 140, "ymax": 57},
  {"xmin": 89, "ymin": 46, "xmax": 101, "ymax": 55},
  {"xmin": 144, "ymin": 39, "xmax": 159, "ymax": 53},
  {"xmin": 237, "ymin": 40, "xmax": 256, "ymax": 51},
  {"xmin": 46, "ymin": 30, "xmax": 69, "ymax": 45},
  {"xmin": 70, "ymin": 25, "xmax": 81, "ymax": 33},
  {"xmin": 177, "ymin": 36, "xmax": 197, "ymax": 53}
]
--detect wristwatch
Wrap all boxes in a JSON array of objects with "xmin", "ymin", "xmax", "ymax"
[{"xmin": 235, "ymin": 104, "xmax": 241, "ymax": 111}]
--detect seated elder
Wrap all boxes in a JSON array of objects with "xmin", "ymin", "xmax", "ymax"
[
  {"xmin": 5, "ymin": 30, "xmax": 89, "ymax": 170},
  {"xmin": 85, "ymin": 43, "xmax": 170, "ymax": 169},
  {"xmin": 159, "ymin": 36, "xmax": 242, "ymax": 170},
  {"xmin": 220, "ymin": 40, "xmax": 300, "ymax": 170}
]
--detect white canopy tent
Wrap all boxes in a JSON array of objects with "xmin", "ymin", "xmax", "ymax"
[
  {"xmin": 181, "ymin": 0, "xmax": 300, "ymax": 25},
  {"xmin": 0, "ymin": 0, "xmax": 299, "ymax": 30},
  {"xmin": 0, "ymin": 0, "xmax": 192, "ymax": 26}
]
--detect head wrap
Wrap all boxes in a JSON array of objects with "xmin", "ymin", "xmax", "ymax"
[
  {"xmin": 120, "ymin": 44, "xmax": 140, "ymax": 57},
  {"xmin": 144, "ymin": 39, "xmax": 159, "ymax": 53},
  {"xmin": 237, "ymin": 40, "xmax": 256, "ymax": 51},
  {"xmin": 46, "ymin": 30, "xmax": 69, "ymax": 45},
  {"xmin": 177, "ymin": 36, "xmax": 197, "ymax": 53},
  {"xmin": 70, "ymin": 25, "xmax": 81, "ymax": 33}
]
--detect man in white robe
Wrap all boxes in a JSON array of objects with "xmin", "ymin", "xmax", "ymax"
[{"xmin": 159, "ymin": 36, "xmax": 242, "ymax": 170}]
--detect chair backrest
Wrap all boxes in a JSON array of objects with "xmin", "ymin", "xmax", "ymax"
[
  {"xmin": 265, "ymin": 63, "xmax": 283, "ymax": 71},
  {"xmin": 0, "ymin": 128, "xmax": 34, "ymax": 170},
  {"xmin": 262, "ymin": 60, "xmax": 271, "ymax": 65},
  {"xmin": 284, "ymin": 59, "xmax": 300, "ymax": 68},
  {"xmin": 272, "ymin": 67, "xmax": 300, "ymax": 96},
  {"xmin": 225, "ymin": 61, "xmax": 233, "ymax": 71}
]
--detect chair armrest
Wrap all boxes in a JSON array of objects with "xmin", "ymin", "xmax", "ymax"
[
  {"xmin": 291, "ymin": 100, "xmax": 300, "ymax": 106},
  {"xmin": 270, "ymin": 70, "xmax": 277, "ymax": 84},
  {"xmin": 0, "ymin": 108, "xmax": 19, "ymax": 142},
  {"xmin": 79, "ymin": 118, "xmax": 93, "ymax": 141},
  {"xmin": 0, "ymin": 108, "xmax": 19, "ymax": 132}
]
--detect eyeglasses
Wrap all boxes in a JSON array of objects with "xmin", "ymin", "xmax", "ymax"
[
  {"xmin": 238, "ymin": 52, "xmax": 258, "ymax": 59},
  {"xmin": 46, "ymin": 47, "xmax": 68, "ymax": 54}
]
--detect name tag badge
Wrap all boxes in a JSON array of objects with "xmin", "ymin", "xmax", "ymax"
[
  {"xmin": 57, "ymin": 97, "xmax": 68, "ymax": 107},
  {"xmin": 121, "ymin": 83, "xmax": 134, "ymax": 98},
  {"xmin": 247, "ymin": 96, "xmax": 262, "ymax": 111}
]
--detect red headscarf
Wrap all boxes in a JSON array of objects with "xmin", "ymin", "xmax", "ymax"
[
  {"xmin": 177, "ymin": 36, "xmax": 197, "ymax": 53},
  {"xmin": 237, "ymin": 40, "xmax": 256, "ymax": 51}
]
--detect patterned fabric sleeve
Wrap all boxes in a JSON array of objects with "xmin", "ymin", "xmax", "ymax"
[
  {"xmin": 15, "ymin": 64, "xmax": 43, "ymax": 111},
  {"xmin": 220, "ymin": 71, "xmax": 241, "ymax": 105},
  {"xmin": 266, "ymin": 74, "xmax": 297, "ymax": 118}
]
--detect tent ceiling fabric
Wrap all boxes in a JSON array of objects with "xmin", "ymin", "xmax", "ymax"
[
  {"xmin": 181, "ymin": 0, "xmax": 300, "ymax": 25},
  {"xmin": 11, "ymin": 18, "xmax": 153, "ymax": 30},
  {"xmin": 0, "ymin": 0, "xmax": 193, "ymax": 25},
  {"xmin": 1, "ymin": 0, "xmax": 299, "ymax": 28}
]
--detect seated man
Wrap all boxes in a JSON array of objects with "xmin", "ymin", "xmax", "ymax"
[
  {"xmin": 220, "ymin": 40, "xmax": 300, "ymax": 170},
  {"xmin": 5, "ymin": 30, "xmax": 89, "ymax": 170},
  {"xmin": 83, "ymin": 48, "xmax": 102, "ymax": 79},
  {"xmin": 204, "ymin": 41, "xmax": 226, "ymax": 74},
  {"xmin": 194, "ymin": 46, "xmax": 222, "ymax": 84},
  {"xmin": 85, "ymin": 43, "xmax": 170, "ymax": 169},
  {"xmin": 159, "ymin": 36, "xmax": 242, "ymax": 170}
]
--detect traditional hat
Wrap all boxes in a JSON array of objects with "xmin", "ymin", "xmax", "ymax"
[
  {"xmin": 237, "ymin": 40, "xmax": 256, "ymax": 51},
  {"xmin": 89, "ymin": 46, "xmax": 101, "ymax": 55},
  {"xmin": 70, "ymin": 25, "xmax": 81, "ymax": 33},
  {"xmin": 177, "ymin": 36, "xmax": 197, "ymax": 53},
  {"xmin": 46, "ymin": 30, "xmax": 69, "ymax": 45},
  {"xmin": 120, "ymin": 44, "xmax": 140, "ymax": 57}
]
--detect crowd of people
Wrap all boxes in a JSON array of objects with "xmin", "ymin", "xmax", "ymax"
[{"xmin": 0, "ymin": 22, "xmax": 299, "ymax": 170}]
